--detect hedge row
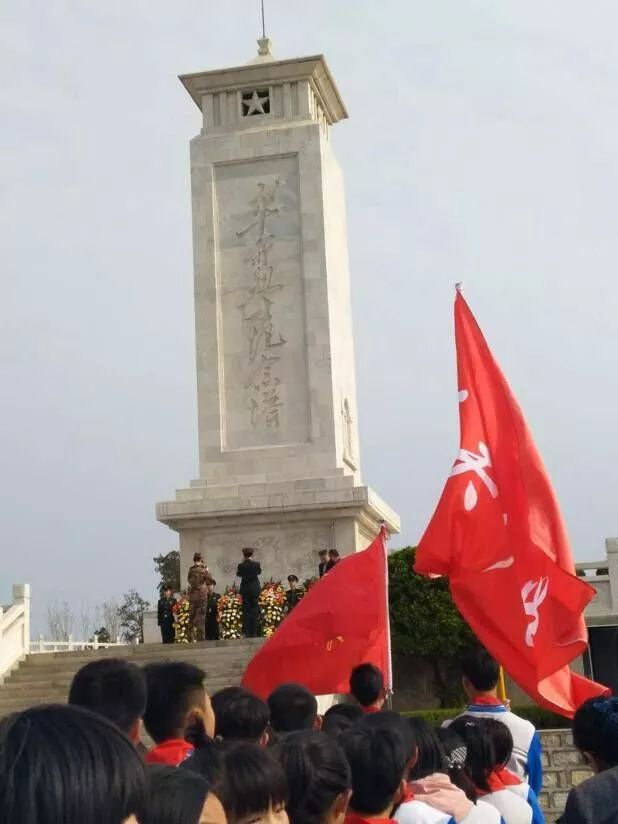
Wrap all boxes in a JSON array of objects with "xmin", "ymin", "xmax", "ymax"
[{"xmin": 402, "ymin": 705, "xmax": 569, "ymax": 729}]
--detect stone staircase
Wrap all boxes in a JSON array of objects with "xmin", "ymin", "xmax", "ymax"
[{"xmin": 0, "ymin": 638, "xmax": 264, "ymax": 719}]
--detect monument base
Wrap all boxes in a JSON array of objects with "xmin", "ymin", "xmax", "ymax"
[{"xmin": 157, "ymin": 476, "xmax": 400, "ymax": 588}]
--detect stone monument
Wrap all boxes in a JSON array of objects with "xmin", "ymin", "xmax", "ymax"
[{"xmin": 157, "ymin": 40, "xmax": 400, "ymax": 587}]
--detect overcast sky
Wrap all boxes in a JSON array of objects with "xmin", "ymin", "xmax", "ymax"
[{"xmin": 2, "ymin": 1, "xmax": 617, "ymax": 633}]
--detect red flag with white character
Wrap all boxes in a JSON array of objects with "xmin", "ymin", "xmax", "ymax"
[{"xmin": 415, "ymin": 290, "xmax": 608, "ymax": 717}]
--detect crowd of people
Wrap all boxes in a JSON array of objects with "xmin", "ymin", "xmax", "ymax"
[
  {"xmin": 0, "ymin": 643, "xmax": 614, "ymax": 823},
  {"xmin": 158, "ymin": 548, "xmax": 342, "ymax": 643}
]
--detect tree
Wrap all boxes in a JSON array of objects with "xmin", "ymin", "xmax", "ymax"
[
  {"xmin": 153, "ymin": 549, "xmax": 181, "ymax": 593},
  {"xmin": 388, "ymin": 547, "xmax": 475, "ymax": 707},
  {"xmin": 46, "ymin": 600, "xmax": 74, "ymax": 641},
  {"xmin": 102, "ymin": 599, "xmax": 121, "ymax": 641},
  {"xmin": 118, "ymin": 589, "xmax": 150, "ymax": 644}
]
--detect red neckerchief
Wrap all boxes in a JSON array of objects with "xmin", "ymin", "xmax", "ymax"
[
  {"xmin": 470, "ymin": 695, "xmax": 504, "ymax": 707},
  {"xmin": 496, "ymin": 768, "xmax": 521, "ymax": 787},
  {"xmin": 401, "ymin": 785, "xmax": 415, "ymax": 803},
  {"xmin": 476, "ymin": 771, "xmax": 506, "ymax": 797},
  {"xmin": 363, "ymin": 705, "xmax": 382, "ymax": 714},
  {"xmin": 146, "ymin": 738, "xmax": 194, "ymax": 766},
  {"xmin": 345, "ymin": 816, "xmax": 396, "ymax": 824}
]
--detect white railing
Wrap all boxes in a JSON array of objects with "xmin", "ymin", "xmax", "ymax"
[
  {"xmin": 30, "ymin": 635, "xmax": 128, "ymax": 654},
  {"xmin": 0, "ymin": 584, "xmax": 31, "ymax": 680}
]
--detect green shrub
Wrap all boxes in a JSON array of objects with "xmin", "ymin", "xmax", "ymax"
[{"xmin": 401, "ymin": 705, "xmax": 569, "ymax": 729}]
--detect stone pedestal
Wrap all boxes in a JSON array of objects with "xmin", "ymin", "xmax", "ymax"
[{"xmin": 157, "ymin": 45, "xmax": 399, "ymax": 583}]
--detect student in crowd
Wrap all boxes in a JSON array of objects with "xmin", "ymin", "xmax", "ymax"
[
  {"xmin": 482, "ymin": 719, "xmax": 544, "ymax": 824},
  {"xmin": 237, "ymin": 547, "xmax": 262, "ymax": 638},
  {"xmin": 339, "ymin": 719, "xmax": 407, "ymax": 824},
  {"xmin": 269, "ymin": 683, "xmax": 321, "ymax": 734},
  {"xmin": 0, "ymin": 703, "xmax": 147, "ymax": 824},
  {"xmin": 349, "ymin": 663, "xmax": 386, "ymax": 714},
  {"xmin": 397, "ymin": 718, "xmax": 501, "ymax": 824},
  {"xmin": 450, "ymin": 717, "xmax": 532, "ymax": 824},
  {"xmin": 143, "ymin": 661, "xmax": 215, "ymax": 766},
  {"xmin": 325, "ymin": 550, "xmax": 341, "ymax": 573},
  {"xmin": 144, "ymin": 765, "xmax": 226, "ymax": 824},
  {"xmin": 211, "ymin": 686, "xmax": 270, "ymax": 744},
  {"xmin": 206, "ymin": 579, "xmax": 221, "ymax": 641},
  {"xmin": 449, "ymin": 646, "xmax": 542, "ymax": 796},
  {"xmin": 157, "ymin": 585, "xmax": 177, "ymax": 644},
  {"xmin": 558, "ymin": 696, "xmax": 618, "ymax": 824},
  {"xmin": 181, "ymin": 737, "xmax": 225, "ymax": 792},
  {"xmin": 323, "ymin": 704, "xmax": 364, "ymax": 739},
  {"xmin": 277, "ymin": 730, "xmax": 351, "ymax": 824},
  {"xmin": 319, "ymin": 550, "xmax": 329, "ymax": 578},
  {"xmin": 219, "ymin": 741, "xmax": 289, "ymax": 824},
  {"xmin": 68, "ymin": 658, "xmax": 147, "ymax": 747}
]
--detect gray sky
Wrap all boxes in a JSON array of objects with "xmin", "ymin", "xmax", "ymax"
[{"xmin": 2, "ymin": 2, "xmax": 617, "ymax": 633}]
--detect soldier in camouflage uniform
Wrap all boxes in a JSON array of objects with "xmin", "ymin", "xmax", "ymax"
[{"xmin": 187, "ymin": 552, "xmax": 213, "ymax": 642}]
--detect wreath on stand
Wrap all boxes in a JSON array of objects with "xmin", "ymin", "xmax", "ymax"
[
  {"xmin": 172, "ymin": 595, "xmax": 191, "ymax": 644},
  {"xmin": 217, "ymin": 586, "xmax": 243, "ymax": 639},
  {"xmin": 259, "ymin": 580, "xmax": 286, "ymax": 637}
]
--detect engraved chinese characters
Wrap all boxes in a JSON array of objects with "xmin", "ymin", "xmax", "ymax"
[
  {"xmin": 237, "ymin": 180, "xmax": 286, "ymax": 429},
  {"xmin": 214, "ymin": 157, "xmax": 310, "ymax": 450}
]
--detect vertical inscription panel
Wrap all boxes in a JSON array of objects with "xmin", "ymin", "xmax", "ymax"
[{"xmin": 214, "ymin": 156, "xmax": 309, "ymax": 450}]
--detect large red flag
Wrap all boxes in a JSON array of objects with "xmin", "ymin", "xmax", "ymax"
[
  {"xmin": 415, "ymin": 291, "xmax": 608, "ymax": 717},
  {"xmin": 242, "ymin": 531, "xmax": 391, "ymax": 699}
]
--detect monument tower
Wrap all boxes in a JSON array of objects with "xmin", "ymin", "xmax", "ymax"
[{"xmin": 157, "ymin": 38, "xmax": 400, "ymax": 586}]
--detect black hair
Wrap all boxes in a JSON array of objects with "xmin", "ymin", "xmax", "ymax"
[
  {"xmin": 460, "ymin": 646, "xmax": 499, "ymax": 692},
  {"xmin": 143, "ymin": 662, "xmax": 205, "ymax": 743},
  {"xmin": 449, "ymin": 716, "xmax": 495, "ymax": 793},
  {"xmin": 435, "ymin": 727, "xmax": 477, "ymax": 803},
  {"xmin": 319, "ymin": 550, "xmax": 328, "ymax": 557},
  {"xmin": 0, "ymin": 703, "xmax": 147, "ymax": 824},
  {"xmin": 339, "ymin": 720, "xmax": 407, "ymax": 815},
  {"xmin": 288, "ymin": 575, "xmax": 299, "ymax": 583},
  {"xmin": 328, "ymin": 550, "xmax": 340, "ymax": 558},
  {"xmin": 573, "ymin": 697, "xmax": 618, "ymax": 770},
  {"xmin": 276, "ymin": 731, "xmax": 351, "ymax": 824},
  {"xmin": 242, "ymin": 547, "xmax": 255, "ymax": 558},
  {"xmin": 268, "ymin": 683, "xmax": 318, "ymax": 733},
  {"xmin": 211, "ymin": 686, "xmax": 270, "ymax": 742},
  {"xmin": 360, "ymin": 711, "xmax": 417, "ymax": 769},
  {"xmin": 324, "ymin": 704, "xmax": 363, "ymax": 723},
  {"xmin": 180, "ymin": 738, "xmax": 224, "ymax": 789},
  {"xmin": 349, "ymin": 664, "xmax": 385, "ymax": 708},
  {"xmin": 483, "ymin": 717, "xmax": 513, "ymax": 767},
  {"xmin": 144, "ymin": 765, "xmax": 209, "ymax": 824},
  {"xmin": 219, "ymin": 741, "xmax": 288, "ymax": 823},
  {"xmin": 164, "ymin": 585, "xmax": 173, "ymax": 591},
  {"xmin": 68, "ymin": 658, "xmax": 147, "ymax": 736},
  {"xmin": 407, "ymin": 717, "xmax": 446, "ymax": 779},
  {"xmin": 193, "ymin": 553, "xmax": 202, "ymax": 562},
  {"xmin": 322, "ymin": 703, "xmax": 363, "ymax": 740},
  {"xmin": 209, "ymin": 579, "xmax": 217, "ymax": 586}
]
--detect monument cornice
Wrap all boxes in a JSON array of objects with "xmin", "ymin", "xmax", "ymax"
[{"xmin": 179, "ymin": 54, "xmax": 348, "ymax": 124}]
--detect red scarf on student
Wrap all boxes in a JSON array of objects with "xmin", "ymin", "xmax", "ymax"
[
  {"xmin": 146, "ymin": 738, "xmax": 194, "ymax": 766},
  {"xmin": 476, "ymin": 770, "xmax": 517, "ymax": 797},
  {"xmin": 345, "ymin": 816, "xmax": 397, "ymax": 824}
]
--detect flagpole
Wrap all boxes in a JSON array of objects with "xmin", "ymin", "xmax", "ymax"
[
  {"xmin": 380, "ymin": 520, "xmax": 394, "ymax": 708},
  {"xmin": 497, "ymin": 665, "xmax": 508, "ymax": 704}
]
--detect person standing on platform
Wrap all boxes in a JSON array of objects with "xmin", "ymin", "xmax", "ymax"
[
  {"xmin": 157, "ymin": 585, "xmax": 176, "ymax": 644},
  {"xmin": 285, "ymin": 575, "xmax": 304, "ymax": 613},
  {"xmin": 205, "ymin": 580, "xmax": 220, "ymax": 641},
  {"xmin": 236, "ymin": 547, "xmax": 261, "ymax": 638},
  {"xmin": 187, "ymin": 553, "xmax": 212, "ymax": 643},
  {"xmin": 318, "ymin": 549, "xmax": 328, "ymax": 577},
  {"xmin": 325, "ymin": 548, "xmax": 341, "ymax": 573}
]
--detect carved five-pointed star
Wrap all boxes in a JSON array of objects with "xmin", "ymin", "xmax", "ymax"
[{"xmin": 245, "ymin": 89, "xmax": 269, "ymax": 115}]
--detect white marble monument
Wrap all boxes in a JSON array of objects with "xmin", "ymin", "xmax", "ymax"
[{"xmin": 157, "ymin": 41, "xmax": 400, "ymax": 587}]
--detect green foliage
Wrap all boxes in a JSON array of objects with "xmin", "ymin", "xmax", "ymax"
[
  {"xmin": 388, "ymin": 547, "xmax": 475, "ymax": 707},
  {"xmin": 93, "ymin": 626, "xmax": 111, "ymax": 643},
  {"xmin": 388, "ymin": 547, "xmax": 474, "ymax": 657},
  {"xmin": 153, "ymin": 550, "xmax": 181, "ymax": 593},
  {"xmin": 403, "ymin": 705, "xmax": 569, "ymax": 730},
  {"xmin": 118, "ymin": 589, "xmax": 150, "ymax": 643}
]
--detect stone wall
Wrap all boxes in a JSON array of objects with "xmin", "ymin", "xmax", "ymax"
[{"xmin": 539, "ymin": 729, "xmax": 592, "ymax": 823}]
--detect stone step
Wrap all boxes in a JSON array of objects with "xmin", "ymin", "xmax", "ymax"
[
  {"xmin": 23, "ymin": 645, "xmax": 261, "ymax": 667},
  {"xmin": 6, "ymin": 660, "xmax": 246, "ymax": 682}
]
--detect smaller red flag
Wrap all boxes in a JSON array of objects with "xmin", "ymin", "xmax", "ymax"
[
  {"xmin": 241, "ymin": 531, "xmax": 391, "ymax": 699},
  {"xmin": 415, "ymin": 291, "xmax": 608, "ymax": 717}
]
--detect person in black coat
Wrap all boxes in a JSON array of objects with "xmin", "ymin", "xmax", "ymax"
[
  {"xmin": 324, "ymin": 548, "xmax": 341, "ymax": 573},
  {"xmin": 205, "ymin": 580, "xmax": 221, "ymax": 641},
  {"xmin": 318, "ymin": 549, "xmax": 328, "ymax": 578},
  {"xmin": 236, "ymin": 547, "xmax": 262, "ymax": 638},
  {"xmin": 285, "ymin": 575, "xmax": 305, "ymax": 613},
  {"xmin": 157, "ymin": 585, "xmax": 176, "ymax": 644}
]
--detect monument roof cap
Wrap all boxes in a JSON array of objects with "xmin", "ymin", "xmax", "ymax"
[{"xmin": 179, "ymin": 54, "xmax": 348, "ymax": 124}]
